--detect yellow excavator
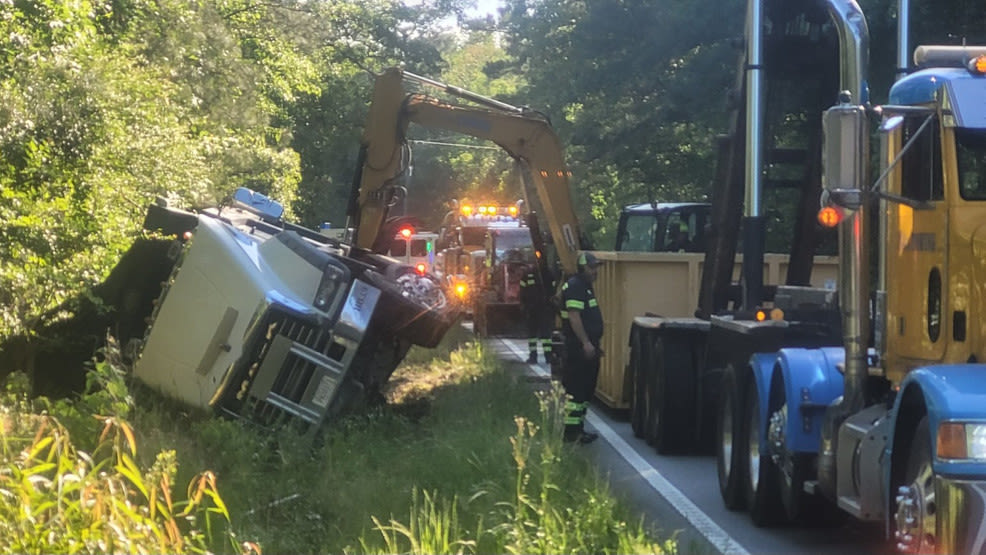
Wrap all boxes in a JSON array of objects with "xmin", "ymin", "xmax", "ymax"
[
  {"xmin": 349, "ymin": 67, "xmax": 583, "ymax": 277},
  {"xmin": 118, "ymin": 68, "xmax": 584, "ymax": 437}
]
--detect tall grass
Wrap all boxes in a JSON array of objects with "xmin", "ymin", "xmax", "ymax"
[
  {"xmin": 0, "ymin": 342, "xmax": 254, "ymax": 554},
  {"xmin": 1, "ymin": 327, "xmax": 675, "ymax": 554}
]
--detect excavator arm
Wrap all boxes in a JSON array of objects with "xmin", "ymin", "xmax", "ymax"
[{"xmin": 348, "ymin": 67, "xmax": 583, "ymax": 276}]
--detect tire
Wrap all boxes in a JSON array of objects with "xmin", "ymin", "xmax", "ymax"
[
  {"xmin": 647, "ymin": 334, "xmax": 696, "ymax": 454},
  {"xmin": 716, "ymin": 364, "xmax": 747, "ymax": 510},
  {"xmin": 630, "ymin": 329, "xmax": 646, "ymax": 438},
  {"xmin": 362, "ymin": 269, "xmax": 453, "ymax": 347},
  {"xmin": 893, "ymin": 416, "xmax": 937, "ymax": 552},
  {"xmin": 741, "ymin": 379, "xmax": 783, "ymax": 527}
]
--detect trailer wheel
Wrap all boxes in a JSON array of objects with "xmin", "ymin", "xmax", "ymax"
[
  {"xmin": 741, "ymin": 381, "xmax": 783, "ymax": 526},
  {"xmin": 894, "ymin": 416, "xmax": 936, "ymax": 553},
  {"xmin": 716, "ymin": 364, "xmax": 746, "ymax": 510},
  {"xmin": 629, "ymin": 329, "xmax": 652, "ymax": 438},
  {"xmin": 647, "ymin": 334, "xmax": 695, "ymax": 454}
]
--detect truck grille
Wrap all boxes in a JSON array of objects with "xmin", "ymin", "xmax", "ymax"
[{"xmin": 231, "ymin": 308, "xmax": 351, "ymax": 435}]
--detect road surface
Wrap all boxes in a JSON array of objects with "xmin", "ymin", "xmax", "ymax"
[{"xmin": 485, "ymin": 334, "xmax": 891, "ymax": 555}]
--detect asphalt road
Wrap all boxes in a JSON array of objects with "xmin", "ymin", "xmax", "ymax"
[{"xmin": 485, "ymin": 334, "xmax": 892, "ymax": 555}]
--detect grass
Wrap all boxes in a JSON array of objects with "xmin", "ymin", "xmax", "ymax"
[{"xmin": 0, "ymin": 326, "xmax": 676, "ymax": 554}]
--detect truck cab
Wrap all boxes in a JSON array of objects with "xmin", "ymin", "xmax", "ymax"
[{"xmin": 615, "ymin": 202, "xmax": 711, "ymax": 253}]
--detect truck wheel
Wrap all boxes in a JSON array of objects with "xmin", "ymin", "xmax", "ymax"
[
  {"xmin": 716, "ymin": 364, "xmax": 747, "ymax": 510},
  {"xmin": 741, "ymin": 382, "xmax": 783, "ymax": 526},
  {"xmin": 894, "ymin": 416, "xmax": 936, "ymax": 553},
  {"xmin": 647, "ymin": 334, "xmax": 695, "ymax": 454},
  {"xmin": 629, "ymin": 329, "xmax": 647, "ymax": 438},
  {"xmin": 473, "ymin": 302, "xmax": 488, "ymax": 337},
  {"xmin": 362, "ymin": 269, "xmax": 453, "ymax": 347}
]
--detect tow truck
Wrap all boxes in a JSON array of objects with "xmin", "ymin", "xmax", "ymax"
[
  {"xmin": 129, "ymin": 67, "xmax": 584, "ymax": 436},
  {"xmin": 622, "ymin": 0, "xmax": 986, "ymax": 549},
  {"xmin": 434, "ymin": 201, "xmax": 542, "ymax": 336}
]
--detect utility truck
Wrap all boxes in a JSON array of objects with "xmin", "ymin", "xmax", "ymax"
[
  {"xmin": 132, "ymin": 68, "xmax": 585, "ymax": 436},
  {"xmin": 625, "ymin": 0, "xmax": 986, "ymax": 549}
]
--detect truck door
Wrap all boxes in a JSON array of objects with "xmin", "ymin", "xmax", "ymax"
[{"xmin": 886, "ymin": 114, "xmax": 948, "ymax": 366}]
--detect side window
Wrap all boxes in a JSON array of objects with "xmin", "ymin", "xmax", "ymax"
[
  {"xmin": 957, "ymin": 128, "xmax": 986, "ymax": 200},
  {"xmin": 664, "ymin": 212, "xmax": 694, "ymax": 251},
  {"xmin": 410, "ymin": 239, "xmax": 429, "ymax": 257},
  {"xmin": 621, "ymin": 215, "xmax": 658, "ymax": 252},
  {"xmin": 900, "ymin": 116, "xmax": 943, "ymax": 202},
  {"xmin": 390, "ymin": 239, "xmax": 407, "ymax": 257}
]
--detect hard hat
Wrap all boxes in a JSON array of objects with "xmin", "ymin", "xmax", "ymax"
[
  {"xmin": 578, "ymin": 251, "xmax": 601, "ymax": 269},
  {"xmin": 678, "ymin": 221, "xmax": 689, "ymax": 232}
]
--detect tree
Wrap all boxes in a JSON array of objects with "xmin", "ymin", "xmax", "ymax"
[{"xmin": 495, "ymin": 0, "xmax": 744, "ymax": 245}]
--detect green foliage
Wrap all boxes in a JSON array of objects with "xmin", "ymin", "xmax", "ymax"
[
  {"xmin": 361, "ymin": 381, "xmax": 670, "ymax": 555},
  {"xmin": 0, "ymin": 403, "xmax": 252, "ymax": 554},
  {"xmin": 116, "ymin": 336, "xmax": 671, "ymax": 554},
  {"xmin": 495, "ymin": 0, "xmax": 744, "ymax": 243}
]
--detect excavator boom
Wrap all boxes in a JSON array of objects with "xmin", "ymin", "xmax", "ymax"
[{"xmin": 349, "ymin": 67, "xmax": 582, "ymax": 275}]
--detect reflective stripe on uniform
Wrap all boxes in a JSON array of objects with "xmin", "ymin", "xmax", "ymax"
[
  {"xmin": 566, "ymin": 299, "xmax": 585, "ymax": 310},
  {"xmin": 588, "ymin": 299, "xmax": 598, "ymax": 307}
]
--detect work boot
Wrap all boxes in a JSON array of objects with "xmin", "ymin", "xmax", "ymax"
[
  {"xmin": 527, "ymin": 352, "xmax": 538, "ymax": 364},
  {"xmin": 577, "ymin": 431, "xmax": 599, "ymax": 444}
]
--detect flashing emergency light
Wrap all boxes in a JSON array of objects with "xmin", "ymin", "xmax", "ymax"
[
  {"xmin": 478, "ymin": 205, "xmax": 489, "ymax": 214},
  {"xmin": 508, "ymin": 205, "xmax": 519, "ymax": 216},
  {"xmin": 415, "ymin": 263, "xmax": 427, "ymax": 275},
  {"xmin": 817, "ymin": 206, "xmax": 844, "ymax": 228},
  {"xmin": 399, "ymin": 226, "xmax": 413, "ymax": 239},
  {"xmin": 455, "ymin": 282, "xmax": 468, "ymax": 298},
  {"xmin": 755, "ymin": 310, "xmax": 767, "ymax": 322},
  {"xmin": 461, "ymin": 205, "xmax": 474, "ymax": 216},
  {"xmin": 970, "ymin": 54, "xmax": 986, "ymax": 74}
]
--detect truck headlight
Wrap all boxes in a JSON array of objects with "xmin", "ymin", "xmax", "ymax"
[
  {"xmin": 314, "ymin": 265, "xmax": 347, "ymax": 315},
  {"xmin": 937, "ymin": 422, "xmax": 986, "ymax": 460}
]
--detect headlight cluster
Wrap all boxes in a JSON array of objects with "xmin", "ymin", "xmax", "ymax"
[
  {"xmin": 314, "ymin": 264, "xmax": 348, "ymax": 316},
  {"xmin": 937, "ymin": 422, "xmax": 986, "ymax": 460}
]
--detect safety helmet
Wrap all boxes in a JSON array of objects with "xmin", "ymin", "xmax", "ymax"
[{"xmin": 577, "ymin": 251, "xmax": 600, "ymax": 270}]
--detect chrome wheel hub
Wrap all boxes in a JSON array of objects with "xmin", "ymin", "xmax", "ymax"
[{"xmin": 894, "ymin": 474, "xmax": 937, "ymax": 552}]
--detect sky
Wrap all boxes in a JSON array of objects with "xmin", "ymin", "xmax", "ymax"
[{"xmin": 466, "ymin": 0, "xmax": 504, "ymax": 18}]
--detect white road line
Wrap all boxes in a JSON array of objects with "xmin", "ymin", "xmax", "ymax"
[{"xmin": 497, "ymin": 337, "xmax": 750, "ymax": 555}]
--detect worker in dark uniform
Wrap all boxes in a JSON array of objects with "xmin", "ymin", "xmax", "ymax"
[
  {"xmin": 560, "ymin": 251, "xmax": 603, "ymax": 444},
  {"xmin": 519, "ymin": 261, "xmax": 555, "ymax": 364}
]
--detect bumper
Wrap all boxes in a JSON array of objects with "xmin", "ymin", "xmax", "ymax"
[{"xmin": 937, "ymin": 475, "xmax": 986, "ymax": 554}]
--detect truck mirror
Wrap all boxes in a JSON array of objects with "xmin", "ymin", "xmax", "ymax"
[{"xmin": 821, "ymin": 99, "xmax": 869, "ymax": 192}]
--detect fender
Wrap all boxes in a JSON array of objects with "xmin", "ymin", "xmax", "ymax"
[
  {"xmin": 747, "ymin": 352, "xmax": 777, "ymax": 453},
  {"xmin": 889, "ymin": 364, "xmax": 986, "ymax": 478},
  {"xmin": 749, "ymin": 348, "xmax": 846, "ymax": 453},
  {"xmin": 775, "ymin": 347, "xmax": 846, "ymax": 452}
]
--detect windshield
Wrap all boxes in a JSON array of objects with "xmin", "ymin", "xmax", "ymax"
[
  {"xmin": 490, "ymin": 228, "xmax": 533, "ymax": 252},
  {"xmin": 957, "ymin": 128, "xmax": 986, "ymax": 201},
  {"xmin": 459, "ymin": 226, "xmax": 488, "ymax": 247},
  {"xmin": 617, "ymin": 213, "xmax": 664, "ymax": 251}
]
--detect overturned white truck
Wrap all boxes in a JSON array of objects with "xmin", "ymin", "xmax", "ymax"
[{"xmin": 134, "ymin": 187, "xmax": 457, "ymax": 437}]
